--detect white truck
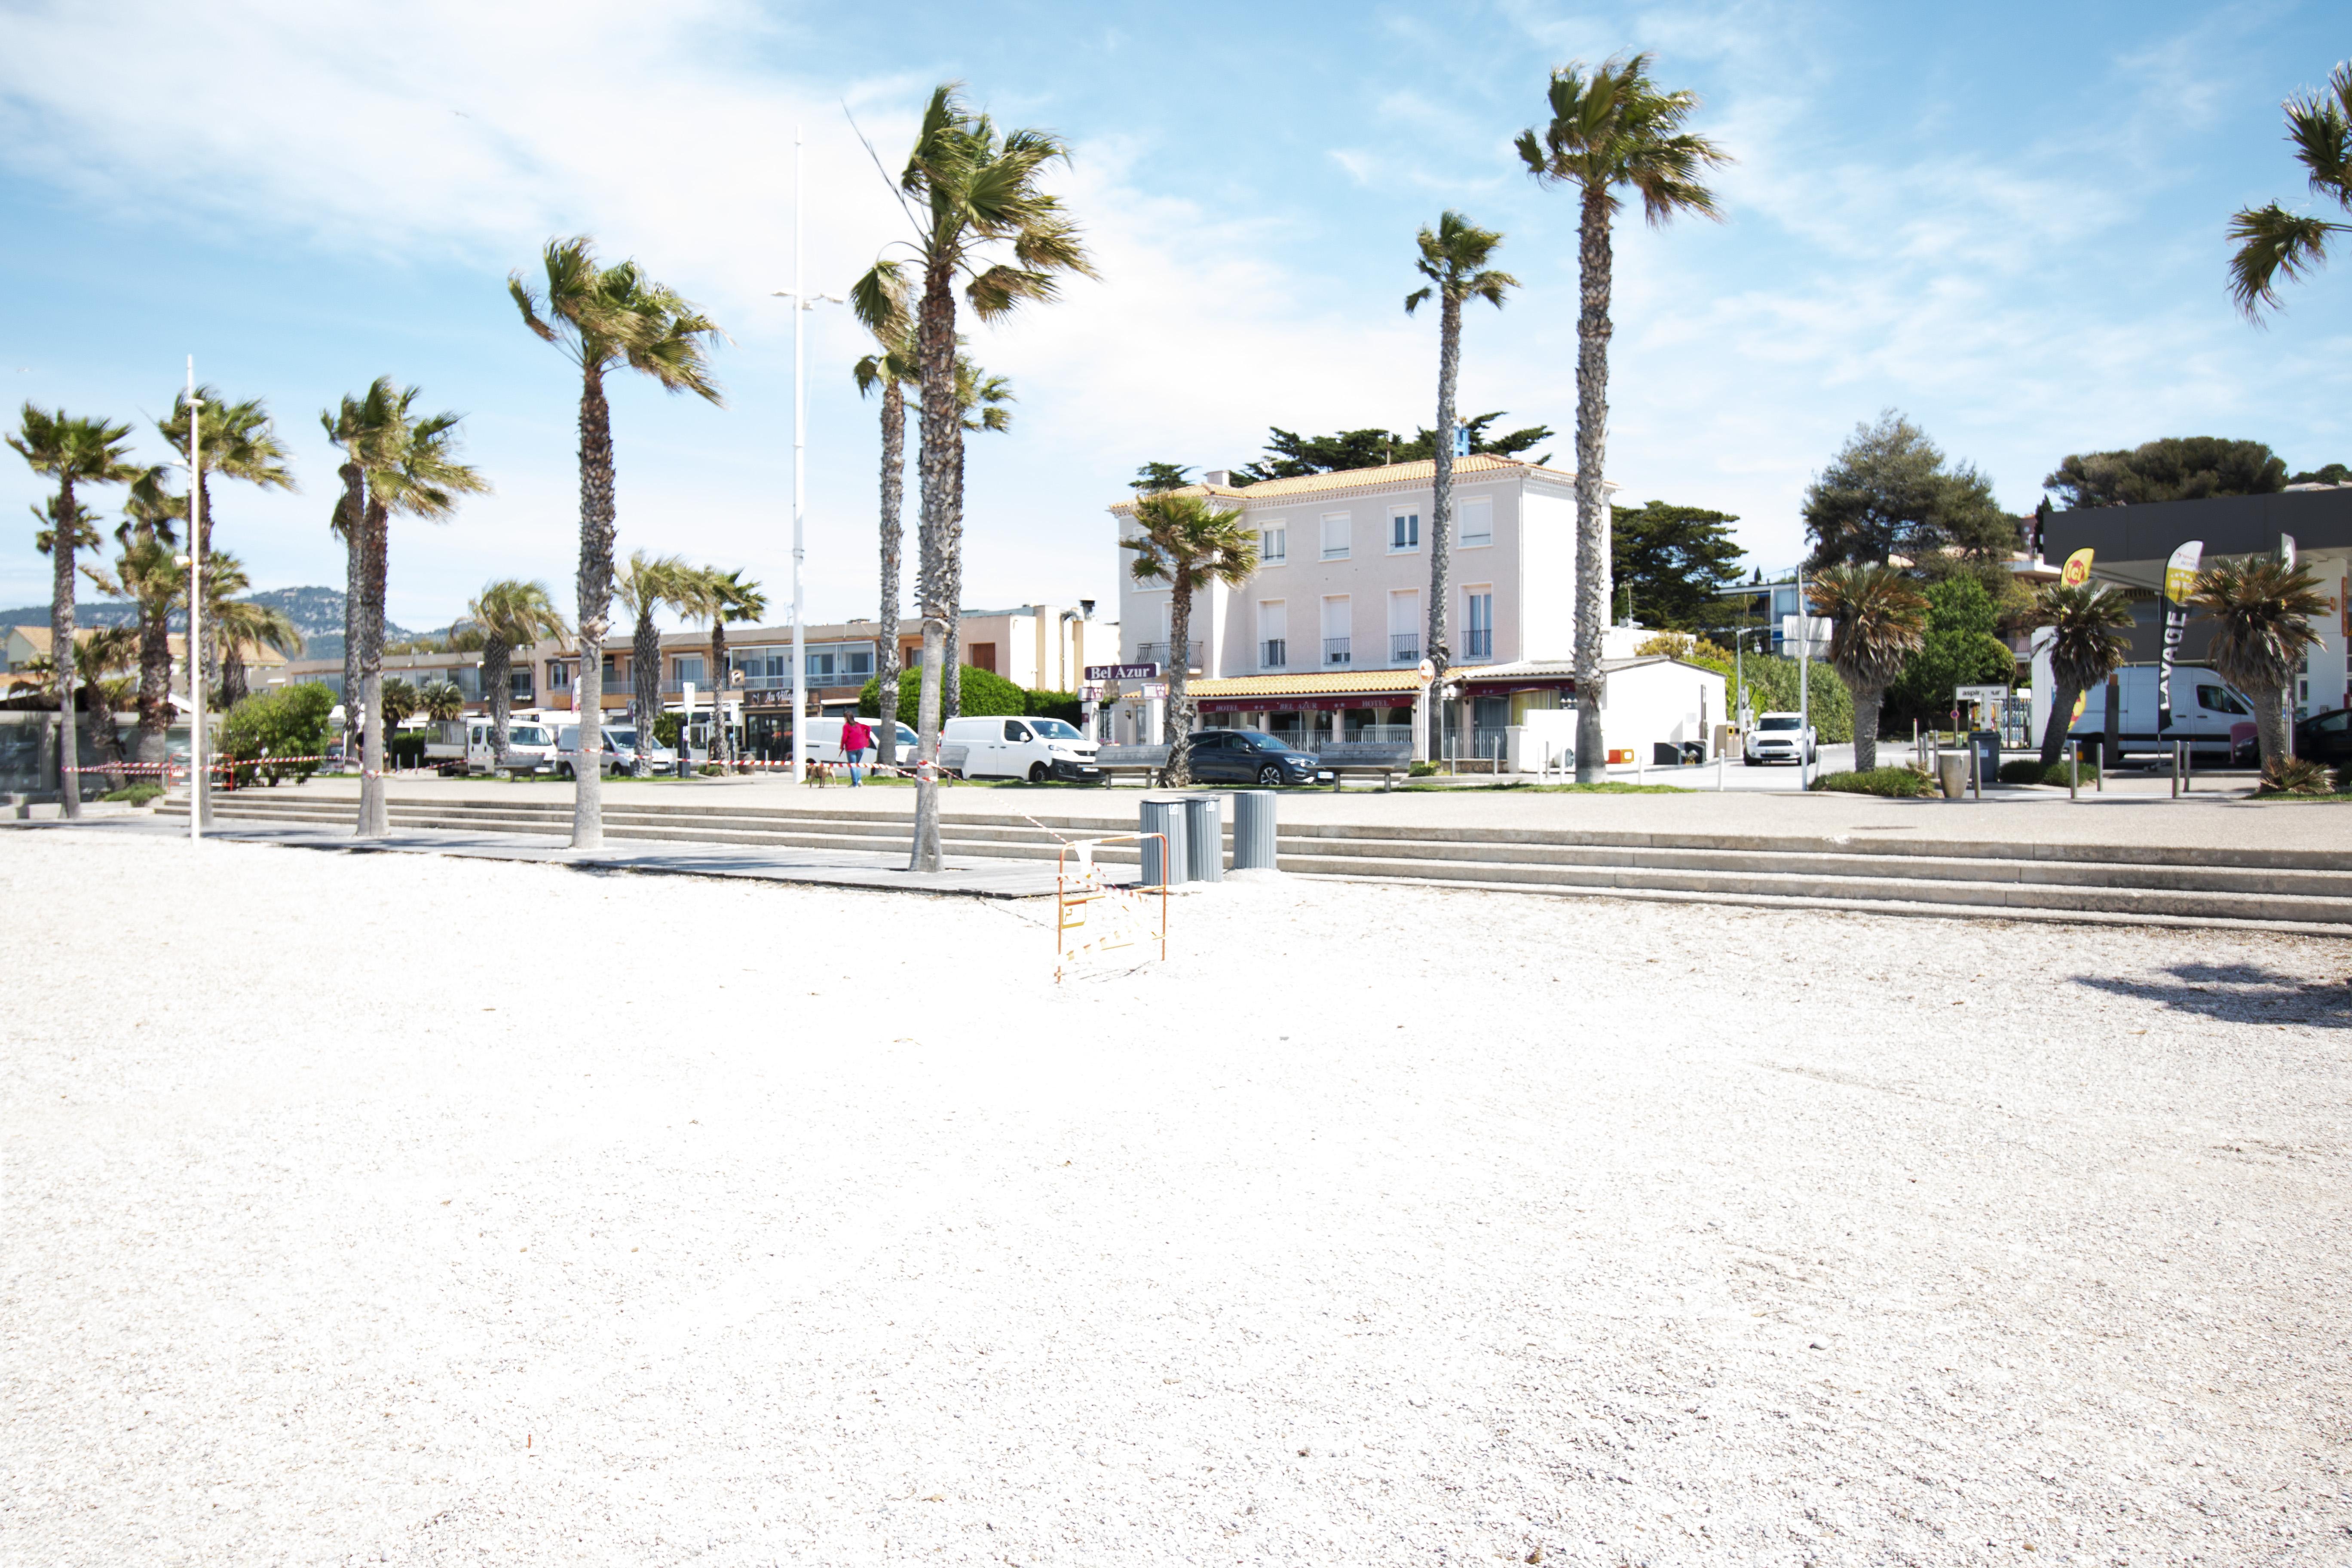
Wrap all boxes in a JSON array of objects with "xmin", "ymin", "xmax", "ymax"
[
  {"xmin": 418, "ymin": 717, "xmax": 561, "ymax": 775},
  {"xmin": 2060, "ymin": 666, "xmax": 2256, "ymax": 760}
]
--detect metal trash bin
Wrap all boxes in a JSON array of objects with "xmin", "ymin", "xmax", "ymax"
[
  {"xmin": 1231, "ymin": 789, "xmax": 1277, "ymax": 870},
  {"xmin": 1138, "ymin": 796, "xmax": 1188, "ymax": 886},
  {"xmin": 1970, "ymin": 729, "xmax": 2001, "ymax": 792},
  {"xmin": 1182, "ymin": 793, "xmax": 1223, "ymax": 883}
]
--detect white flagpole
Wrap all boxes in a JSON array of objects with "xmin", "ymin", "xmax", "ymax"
[
  {"xmin": 187, "ymin": 358, "xmax": 205, "ymax": 841},
  {"xmin": 791, "ymin": 123, "xmax": 807, "ymax": 785}
]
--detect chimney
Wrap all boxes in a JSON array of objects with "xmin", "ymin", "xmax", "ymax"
[{"xmin": 1203, "ymin": 469, "xmax": 1232, "ymax": 487}]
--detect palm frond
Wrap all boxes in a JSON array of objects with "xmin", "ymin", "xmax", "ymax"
[{"xmin": 2227, "ymin": 202, "xmax": 2345, "ymax": 318}]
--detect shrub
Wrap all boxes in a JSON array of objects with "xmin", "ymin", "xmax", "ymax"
[
  {"xmin": 652, "ymin": 712, "xmax": 682, "ymax": 748},
  {"xmin": 1409, "ymin": 760, "xmax": 1441, "ymax": 777},
  {"xmin": 1999, "ymin": 756, "xmax": 2101, "ymax": 786},
  {"xmin": 102, "ymin": 782, "xmax": 162, "ymax": 805},
  {"xmin": 217, "ymin": 681, "xmax": 336, "ymax": 786},
  {"xmin": 388, "ymin": 731, "xmax": 430, "ymax": 767},
  {"xmin": 1809, "ymin": 766, "xmax": 1934, "ymax": 798},
  {"xmin": 2258, "ymin": 756, "xmax": 2335, "ymax": 796},
  {"xmin": 856, "ymin": 665, "xmax": 1069, "ymax": 722}
]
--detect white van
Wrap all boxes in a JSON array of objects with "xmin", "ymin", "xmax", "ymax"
[
  {"xmin": 799, "ymin": 715, "xmax": 921, "ymax": 765},
  {"xmin": 465, "ymin": 718, "xmax": 558, "ymax": 774},
  {"xmin": 940, "ymin": 715, "xmax": 1103, "ymax": 782},
  {"xmin": 2063, "ymin": 666, "xmax": 2256, "ymax": 759}
]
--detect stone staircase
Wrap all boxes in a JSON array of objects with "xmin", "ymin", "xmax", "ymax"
[{"xmin": 159, "ymin": 791, "xmax": 2352, "ymax": 933}]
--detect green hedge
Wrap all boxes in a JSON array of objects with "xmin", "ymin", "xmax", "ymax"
[
  {"xmin": 102, "ymin": 782, "xmax": 163, "ymax": 805},
  {"xmin": 388, "ymin": 731, "xmax": 430, "ymax": 766},
  {"xmin": 857, "ymin": 666, "xmax": 1079, "ymax": 723},
  {"xmin": 1809, "ymin": 766, "xmax": 1933, "ymax": 798}
]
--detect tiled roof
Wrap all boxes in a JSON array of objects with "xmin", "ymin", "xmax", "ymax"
[
  {"xmin": 1185, "ymin": 669, "xmax": 1429, "ymax": 699},
  {"xmin": 5, "ymin": 627, "xmax": 212, "ymax": 658},
  {"xmin": 1110, "ymin": 454, "xmax": 1589, "ymax": 513}
]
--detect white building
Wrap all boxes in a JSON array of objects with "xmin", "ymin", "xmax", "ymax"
[{"xmin": 1109, "ymin": 455, "xmax": 1630, "ymax": 760}]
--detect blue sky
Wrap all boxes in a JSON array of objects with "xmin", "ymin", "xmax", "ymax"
[{"xmin": 2, "ymin": 0, "xmax": 2347, "ymax": 631}]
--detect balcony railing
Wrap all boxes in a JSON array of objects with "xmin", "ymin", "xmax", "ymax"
[
  {"xmin": 1260, "ymin": 638, "xmax": 1287, "ymax": 670},
  {"xmin": 1464, "ymin": 628, "xmax": 1493, "ymax": 660},
  {"xmin": 1136, "ymin": 640, "xmax": 1199, "ymax": 671},
  {"xmin": 1390, "ymin": 634, "xmax": 1420, "ymax": 665},
  {"xmin": 1323, "ymin": 637, "xmax": 1352, "ymax": 666}
]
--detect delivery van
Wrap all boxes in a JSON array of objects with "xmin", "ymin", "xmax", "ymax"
[
  {"xmin": 939, "ymin": 715, "xmax": 1103, "ymax": 782},
  {"xmin": 2064, "ymin": 666, "xmax": 2255, "ymax": 759},
  {"xmin": 799, "ymin": 715, "xmax": 921, "ymax": 765}
]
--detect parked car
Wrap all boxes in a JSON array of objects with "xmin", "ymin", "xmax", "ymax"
[
  {"xmin": 552, "ymin": 724, "xmax": 646, "ymax": 778},
  {"xmin": 2294, "ymin": 708, "xmax": 2352, "ymax": 768},
  {"xmin": 940, "ymin": 715, "xmax": 1102, "ymax": 781},
  {"xmin": 1182, "ymin": 729, "xmax": 1328, "ymax": 786},
  {"xmin": 1743, "ymin": 713, "xmax": 1816, "ymax": 766}
]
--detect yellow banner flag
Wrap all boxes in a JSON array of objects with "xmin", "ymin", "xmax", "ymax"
[
  {"xmin": 2060, "ymin": 547, "xmax": 2094, "ymax": 587},
  {"xmin": 2164, "ymin": 540, "xmax": 2203, "ymax": 605}
]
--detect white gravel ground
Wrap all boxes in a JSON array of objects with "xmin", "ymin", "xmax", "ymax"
[{"xmin": 5, "ymin": 829, "xmax": 2349, "ymax": 1568}]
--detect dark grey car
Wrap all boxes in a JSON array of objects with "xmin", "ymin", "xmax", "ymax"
[{"xmin": 1182, "ymin": 729, "xmax": 1325, "ymax": 786}]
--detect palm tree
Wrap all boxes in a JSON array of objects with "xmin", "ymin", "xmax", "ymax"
[
  {"xmin": 851, "ymin": 83, "xmax": 1095, "ymax": 873},
  {"xmin": 855, "ymin": 315, "xmax": 918, "ymax": 765},
  {"xmin": 111, "ymin": 470, "xmax": 187, "ymax": 763},
  {"xmin": 1123, "ymin": 492, "xmax": 1259, "ymax": 787},
  {"xmin": 2190, "ymin": 555, "xmax": 2329, "ymax": 770},
  {"xmin": 419, "ymin": 678, "xmax": 465, "ymax": 726},
  {"xmin": 941, "ymin": 353, "xmax": 1017, "ymax": 711},
  {"xmin": 677, "ymin": 567, "xmax": 765, "ymax": 771},
  {"xmin": 329, "ymin": 381, "xmax": 488, "ymax": 837},
  {"xmin": 321, "ymin": 394, "xmax": 371, "ymax": 719},
  {"xmin": 9, "ymin": 404, "xmax": 141, "ymax": 818},
  {"xmin": 512, "ymin": 236, "xmax": 725, "ymax": 848},
  {"xmin": 2027, "ymin": 582, "xmax": 2136, "ymax": 765},
  {"xmin": 78, "ymin": 624, "xmax": 138, "ymax": 790},
  {"xmin": 2228, "ymin": 61, "xmax": 2352, "ymax": 318},
  {"xmin": 214, "ymin": 597, "xmax": 302, "ymax": 708},
  {"xmin": 380, "ymin": 677, "xmax": 422, "ymax": 730},
  {"xmin": 1404, "ymin": 211, "xmax": 1516, "ymax": 762},
  {"xmin": 1518, "ymin": 55, "xmax": 1729, "ymax": 781},
  {"xmin": 469, "ymin": 579, "xmax": 568, "ymax": 771},
  {"xmin": 157, "ymin": 387, "xmax": 295, "ymax": 702},
  {"xmin": 1805, "ymin": 564, "xmax": 1928, "ymax": 772},
  {"xmin": 615, "ymin": 550, "xmax": 689, "ymax": 774}
]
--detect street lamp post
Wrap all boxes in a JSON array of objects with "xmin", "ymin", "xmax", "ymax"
[
  {"xmin": 185, "ymin": 358, "xmax": 205, "ymax": 841},
  {"xmin": 773, "ymin": 124, "xmax": 842, "ymax": 786}
]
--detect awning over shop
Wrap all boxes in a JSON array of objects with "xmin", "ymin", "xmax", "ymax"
[{"xmin": 1182, "ymin": 668, "xmax": 1426, "ymax": 714}]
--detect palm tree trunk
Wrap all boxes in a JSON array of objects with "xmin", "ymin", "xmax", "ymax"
[
  {"xmin": 910, "ymin": 619, "xmax": 946, "ymax": 873},
  {"xmin": 572, "ymin": 365, "xmax": 617, "ymax": 849},
  {"xmin": 1427, "ymin": 293, "xmax": 1459, "ymax": 762},
  {"xmin": 51, "ymin": 477, "xmax": 80, "ymax": 818},
  {"xmin": 877, "ymin": 379, "xmax": 905, "ymax": 769},
  {"xmin": 222, "ymin": 648, "xmax": 248, "ymax": 708},
  {"xmin": 1161, "ymin": 580, "xmax": 1196, "ymax": 787},
  {"xmin": 1850, "ymin": 679, "xmax": 1883, "ymax": 772},
  {"xmin": 2254, "ymin": 682, "xmax": 2291, "ymax": 771},
  {"xmin": 356, "ymin": 495, "xmax": 390, "ymax": 839},
  {"xmin": 195, "ymin": 471, "xmax": 221, "ymax": 704},
  {"xmin": 337, "ymin": 460, "xmax": 363, "ymax": 763},
  {"xmin": 942, "ymin": 411, "xmax": 967, "ymax": 721},
  {"xmin": 2037, "ymin": 682, "xmax": 2081, "ymax": 767},
  {"xmin": 1571, "ymin": 187, "xmax": 1615, "ymax": 783},
  {"xmin": 484, "ymin": 635, "xmax": 511, "ymax": 769},
  {"xmin": 136, "ymin": 591, "xmax": 170, "ymax": 764},
  {"xmin": 87, "ymin": 680, "xmax": 126, "ymax": 793},
  {"xmin": 632, "ymin": 607, "xmax": 660, "ymax": 777},
  {"xmin": 909, "ymin": 256, "xmax": 961, "ymax": 871},
  {"xmin": 708, "ymin": 622, "xmax": 730, "ymax": 770}
]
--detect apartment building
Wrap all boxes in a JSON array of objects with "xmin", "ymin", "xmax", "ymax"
[{"xmin": 1107, "ymin": 455, "xmax": 1608, "ymax": 755}]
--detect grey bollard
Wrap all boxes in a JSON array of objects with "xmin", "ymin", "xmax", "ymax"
[
  {"xmin": 1231, "ymin": 789, "xmax": 1277, "ymax": 870},
  {"xmin": 1182, "ymin": 793, "xmax": 1223, "ymax": 883},
  {"xmin": 1138, "ymin": 796, "xmax": 1188, "ymax": 886}
]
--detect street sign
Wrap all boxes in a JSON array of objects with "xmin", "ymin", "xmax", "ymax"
[
  {"xmin": 1954, "ymin": 685, "xmax": 2008, "ymax": 706},
  {"xmin": 1085, "ymin": 663, "xmax": 1160, "ymax": 681}
]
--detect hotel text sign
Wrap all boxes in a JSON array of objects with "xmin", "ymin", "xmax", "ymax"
[{"xmin": 1084, "ymin": 663, "xmax": 1160, "ymax": 681}]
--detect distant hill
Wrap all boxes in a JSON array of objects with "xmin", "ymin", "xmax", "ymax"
[{"xmin": 0, "ymin": 587, "xmax": 413, "ymax": 658}]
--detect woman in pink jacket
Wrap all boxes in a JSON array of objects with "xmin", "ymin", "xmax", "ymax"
[{"xmin": 839, "ymin": 716, "xmax": 873, "ymax": 786}]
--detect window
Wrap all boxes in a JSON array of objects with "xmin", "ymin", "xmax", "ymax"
[
  {"xmin": 1321, "ymin": 511, "xmax": 1351, "ymax": 560},
  {"xmin": 674, "ymin": 655, "xmax": 705, "ymax": 688},
  {"xmin": 1260, "ymin": 525, "xmax": 1287, "ymax": 565},
  {"xmin": 509, "ymin": 668, "xmax": 535, "ymax": 701},
  {"xmin": 2196, "ymin": 683, "xmax": 2250, "ymax": 715},
  {"xmin": 602, "ymin": 654, "xmax": 619, "ymax": 682},
  {"xmin": 968, "ymin": 642, "xmax": 997, "ymax": 673},
  {"xmin": 547, "ymin": 661, "xmax": 573, "ymax": 691},
  {"xmin": 1004, "ymin": 720, "xmax": 1028, "ymax": 741},
  {"xmin": 1458, "ymin": 496, "xmax": 1493, "ymax": 547},
  {"xmin": 1390, "ymin": 511, "xmax": 1420, "ymax": 552},
  {"xmin": 806, "ymin": 649, "xmax": 836, "ymax": 680},
  {"xmin": 1258, "ymin": 599, "xmax": 1287, "ymax": 670},
  {"xmin": 1388, "ymin": 590, "xmax": 1421, "ymax": 665},
  {"xmin": 1322, "ymin": 596, "xmax": 1352, "ymax": 666},
  {"xmin": 1464, "ymin": 588, "xmax": 1493, "ymax": 660}
]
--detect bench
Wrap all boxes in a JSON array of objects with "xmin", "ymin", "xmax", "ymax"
[
  {"xmin": 1310, "ymin": 742, "xmax": 1415, "ymax": 791},
  {"xmin": 1093, "ymin": 744, "xmax": 1170, "ymax": 786}
]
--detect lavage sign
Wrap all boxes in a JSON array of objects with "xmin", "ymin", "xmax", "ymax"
[{"xmin": 2158, "ymin": 540, "xmax": 2203, "ymax": 733}]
